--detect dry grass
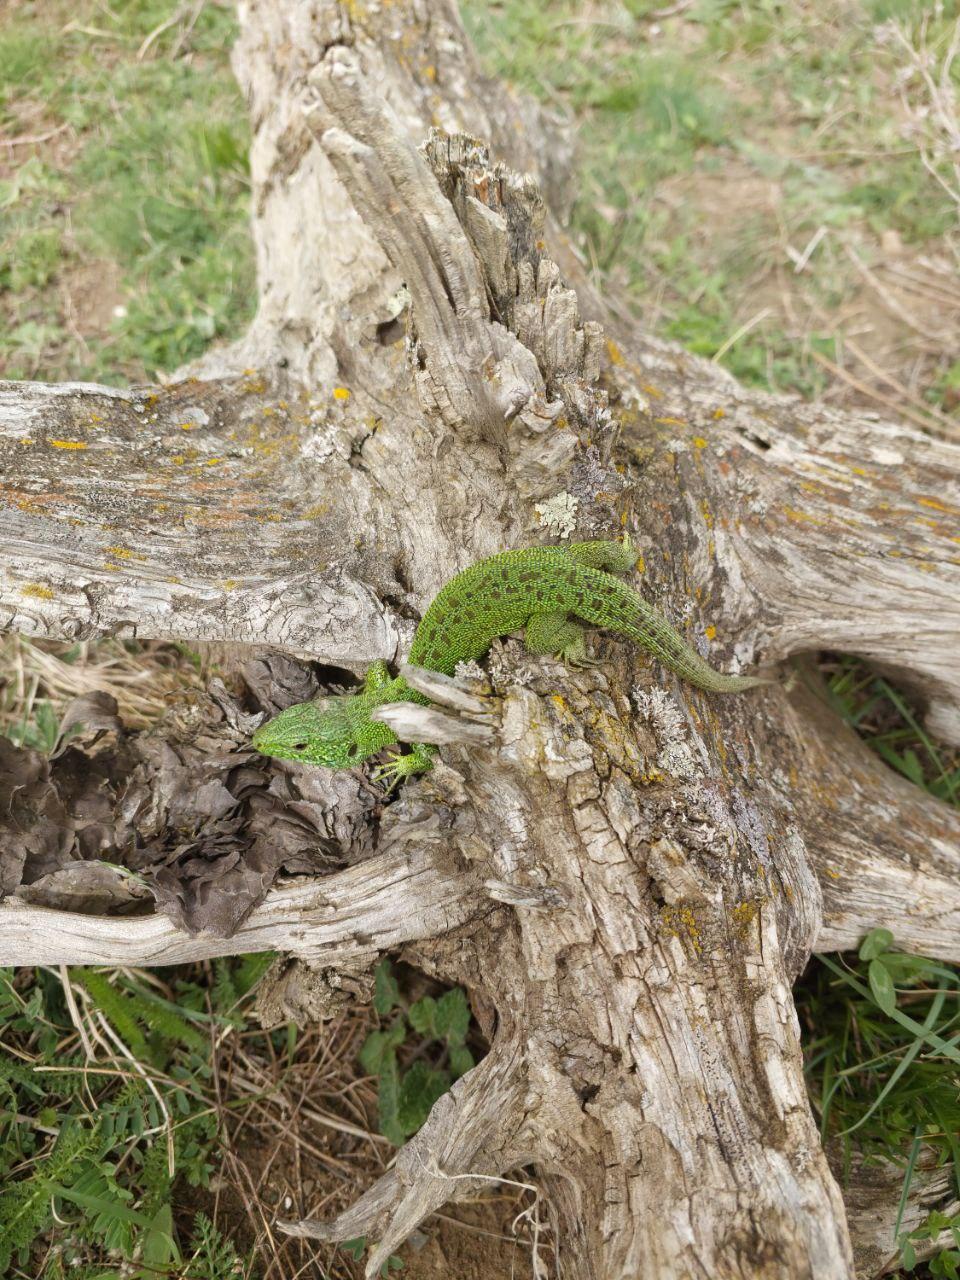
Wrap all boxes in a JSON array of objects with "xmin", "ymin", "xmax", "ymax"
[
  {"xmin": 204, "ymin": 1001, "xmax": 538, "ymax": 1279},
  {"xmin": 0, "ymin": 633, "xmax": 207, "ymax": 745}
]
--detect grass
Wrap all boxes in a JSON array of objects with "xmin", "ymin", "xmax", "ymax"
[
  {"xmin": 824, "ymin": 656, "xmax": 960, "ymax": 806},
  {"xmin": 1, "ymin": 0, "xmax": 960, "ymax": 1276},
  {"xmin": 802, "ymin": 934, "xmax": 960, "ymax": 1276},
  {"xmin": 463, "ymin": 0, "xmax": 960, "ymax": 419},
  {"xmin": 0, "ymin": 0, "xmax": 253, "ymax": 384},
  {"xmin": 799, "ymin": 660, "xmax": 960, "ymax": 1275},
  {"xmin": 0, "ymin": 955, "xmax": 274, "ymax": 1279}
]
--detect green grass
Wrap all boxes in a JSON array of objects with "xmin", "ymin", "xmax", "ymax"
[
  {"xmin": 0, "ymin": 955, "xmax": 272, "ymax": 1278},
  {"xmin": 824, "ymin": 657, "xmax": 960, "ymax": 806},
  {"xmin": 796, "ymin": 660, "xmax": 960, "ymax": 1274},
  {"xmin": 463, "ymin": 0, "xmax": 960, "ymax": 408},
  {"xmin": 0, "ymin": 3, "xmax": 253, "ymax": 383},
  {"xmin": 801, "ymin": 933, "xmax": 960, "ymax": 1276}
]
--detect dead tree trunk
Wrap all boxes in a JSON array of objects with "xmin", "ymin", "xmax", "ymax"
[{"xmin": 1, "ymin": 2, "xmax": 959, "ymax": 1277}]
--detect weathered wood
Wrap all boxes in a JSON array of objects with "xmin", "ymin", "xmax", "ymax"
[
  {"xmin": 0, "ymin": 845, "xmax": 477, "ymax": 966},
  {"xmin": 1, "ymin": 1, "xmax": 958, "ymax": 1277}
]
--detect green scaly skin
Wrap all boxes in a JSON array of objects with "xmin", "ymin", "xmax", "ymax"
[{"xmin": 251, "ymin": 540, "xmax": 770, "ymax": 785}]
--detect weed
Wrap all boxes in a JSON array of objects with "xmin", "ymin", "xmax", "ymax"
[{"xmin": 360, "ymin": 959, "xmax": 475, "ymax": 1146}]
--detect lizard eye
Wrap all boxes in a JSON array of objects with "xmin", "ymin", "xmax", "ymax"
[
  {"xmin": 347, "ymin": 744, "xmax": 362, "ymax": 760},
  {"xmin": 291, "ymin": 741, "xmax": 309, "ymax": 751}
]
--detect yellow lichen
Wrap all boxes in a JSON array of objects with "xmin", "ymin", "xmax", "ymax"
[
  {"xmin": 692, "ymin": 437, "xmax": 708, "ymax": 449},
  {"xmin": 332, "ymin": 387, "xmax": 351, "ymax": 401},
  {"xmin": 704, "ymin": 625, "xmax": 716, "ymax": 641},
  {"xmin": 784, "ymin": 507, "xmax": 829, "ymax": 526},
  {"xmin": 660, "ymin": 904, "xmax": 702, "ymax": 954},
  {"xmin": 22, "ymin": 583, "xmax": 54, "ymax": 600},
  {"xmin": 49, "ymin": 439, "xmax": 87, "ymax": 450},
  {"xmin": 918, "ymin": 496, "xmax": 949, "ymax": 512},
  {"xmin": 301, "ymin": 503, "xmax": 329, "ymax": 520},
  {"xmin": 731, "ymin": 898, "xmax": 766, "ymax": 938},
  {"xmin": 606, "ymin": 338, "xmax": 624, "ymax": 366}
]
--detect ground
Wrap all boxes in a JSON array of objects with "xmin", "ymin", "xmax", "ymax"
[{"xmin": 0, "ymin": 1, "xmax": 958, "ymax": 1277}]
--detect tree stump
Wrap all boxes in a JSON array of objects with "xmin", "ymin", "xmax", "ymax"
[{"xmin": 1, "ymin": 3, "xmax": 959, "ymax": 1277}]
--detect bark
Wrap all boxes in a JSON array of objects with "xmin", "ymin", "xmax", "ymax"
[{"xmin": 1, "ymin": 1, "xmax": 959, "ymax": 1277}]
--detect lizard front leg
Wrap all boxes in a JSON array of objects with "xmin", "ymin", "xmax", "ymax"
[{"xmin": 372, "ymin": 741, "xmax": 439, "ymax": 790}]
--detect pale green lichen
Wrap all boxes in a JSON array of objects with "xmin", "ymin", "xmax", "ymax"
[{"xmin": 534, "ymin": 492, "xmax": 579, "ymax": 539}]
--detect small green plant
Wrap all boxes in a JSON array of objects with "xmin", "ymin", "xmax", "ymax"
[
  {"xmin": 359, "ymin": 959, "xmax": 475, "ymax": 1146},
  {"xmin": 341, "ymin": 1235, "xmax": 404, "ymax": 1276},
  {"xmin": 898, "ymin": 1209, "xmax": 960, "ymax": 1276},
  {"xmin": 184, "ymin": 1211, "xmax": 250, "ymax": 1280},
  {"xmin": 3, "ymin": 697, "xmax": 63, "ymax": 753},
  {"xmin": 0, "ymin": 643, "xmax": 84, "ymax": 752}
]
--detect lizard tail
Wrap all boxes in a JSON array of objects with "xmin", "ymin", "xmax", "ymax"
[{"xmin": 582, "ymin": 577, "xmax": 771, "ymax": 694}]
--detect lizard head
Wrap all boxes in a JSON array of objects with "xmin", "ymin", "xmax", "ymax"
[{"xmin": 251, "ymin": 694, "xmax": 371, "ymax": 769}]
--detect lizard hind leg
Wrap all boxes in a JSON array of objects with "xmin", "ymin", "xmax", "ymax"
[
  {"xmin": 525, "ymin": 611, "xmax": 599, "ymax": 667},
  {"xmin": 565, "ymin": 538, "xmax": 638, "ymax": 576}
]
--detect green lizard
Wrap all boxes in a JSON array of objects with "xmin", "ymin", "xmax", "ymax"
[{"xmin": 251, "ymin": 540, "xmax": 769, "ymax": 784}]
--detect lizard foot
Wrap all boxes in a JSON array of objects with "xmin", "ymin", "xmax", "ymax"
[
  {"xmin": 560, "ymin": 646, "xmax": 602, "ymax": 669},
  {"xmin": 371, "ymin": 743, "xmax": 437, "ymax": 792}
]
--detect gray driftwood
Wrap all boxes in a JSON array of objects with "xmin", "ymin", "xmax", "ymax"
[{"xmin": 1, "ymin": 2, "xmax": 959, "ymax": 1277}]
